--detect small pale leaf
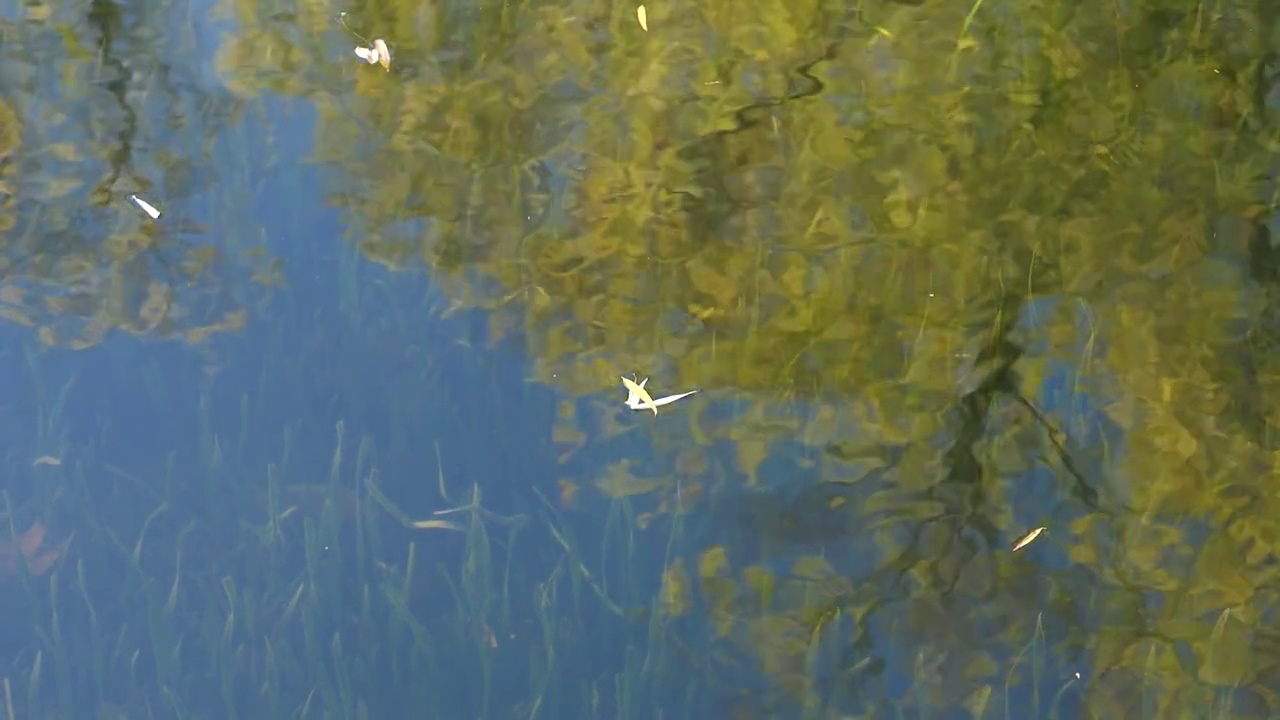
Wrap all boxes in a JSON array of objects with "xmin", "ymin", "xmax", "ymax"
[{"xmin": 1011, "ymin": 527, "xmax": 1046, "ymax": 552}]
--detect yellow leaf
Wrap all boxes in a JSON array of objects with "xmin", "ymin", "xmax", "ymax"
[
  {"xmin": 637, "ymin": 5, "xmax": 647, "ymax": 31},
  {"xmin": 621, "ymin": 375, "xmax": 657, "ymax": 414}
]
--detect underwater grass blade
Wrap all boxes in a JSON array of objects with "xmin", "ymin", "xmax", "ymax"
[
  {"xmin": 37, "ymin": 579, "xmax": 74, "ymax": 720},
  {"xmin": 1005, "ymin": 612, "xmax": 1046, "ymax": 720},
  {"xmin": 1049, "ymin": 673, "xmax": 1079, "ymax": 720},
  {"xmin": 331, "ymin": 632, "xmax": 355, "ymax": 719},
  {"xmin": 266, "ymin": 463, "xmax": 284, "ymax": 551},
  {"xmin": 599, "ymin": 498, "xmax": 633, "ymax": 600},
  {"xmin": 302, "ymin": 518, "xmax": 339, "ymax": 622},
  {"xmin": 401, "ymin": 541, "xmax": 415, "ymax": 598},
  {"xmin": 530, "ymin": 564, "xmax": 566, "ymax": 719},
  {"xmin": 500, "ymin": 521, "xmax": 523, "ymax": 630},
  {"xmin": 327, "ymin": 421, "xmax": 345, "ymax": 495},
  {"xmin": 133, "ymin": 501, "xmax": 170, "ymax": 568},
  {"xmin": 455, "ymin": 485, "xmax": 496, "ymax": 717},
  {"xmin": 533, "ymin": 488, "xmax": 626, "ymax": 616},
  {"xmin": 300, "ymin": 602, "xmax": 339, "ymax": 716},
  {"xmin": 24, "ymin": 651, "xmax": 41, "ymax": 720},
  {"xmin": 282, "ymin": 579, "xmax": 306, "ymax": 623},
  {"xmin": 352, "ymin": 434, "xmax": 375, "ymax": 591},
  {"xmin": 363, "ymin": 472, "xmax": 462, "ymax": 533},
  {"xmin": 165, "ymin": 549, "xmax": 183, "ymax": 614},
  {"xmin": 221, "ymin": 576, "xmax": 237, "ymax": 646},
  {"xmin": 237, "ymin": 393, "xmax": 250, "ymax": 464},
  {"xmin": 382, "ymin": 579, "xmax": 431, "ymax": 659}
]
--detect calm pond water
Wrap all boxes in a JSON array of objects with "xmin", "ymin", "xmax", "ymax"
[{"xmin": 1, "ymin": 0, "xmax": 1279, "ymax": 718}]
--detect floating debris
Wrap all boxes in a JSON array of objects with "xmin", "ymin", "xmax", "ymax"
[
  {"xmin": 31, "ymin": 456, "xmax": 61, "ymax": 467},
  {"xmin": 130, "ymin": 193, "xmax": 161, "ymax": 220},
  {"xmin": 623, "ymin": 376, "xmax": 698, "ymax": 412},
  {"xmin": 340, "ymin": 12, "xmax": 390, "ymax": 71},
  {"xmin": 621, "ymin": 375, "xmax": 658, "ymax": 414},
  {"xmin": 1011, "ymin": 526, "xmax": 1046, "ymax": 552},
  {"xmin": 637, "ymin": 5, "xmax": 647, "ymax": 31},
  {"xmin": 354, "ymin": 39, "xmax": 391, "ymax": 71}
]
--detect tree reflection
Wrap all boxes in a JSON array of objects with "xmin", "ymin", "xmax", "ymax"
[
  {"xmin": 2, "ymin": 0, "xmax": 1278, "ymax": 714},
  {"xmin": 0, "ymin": 0, "xmax": 270, "ymax": 350}
]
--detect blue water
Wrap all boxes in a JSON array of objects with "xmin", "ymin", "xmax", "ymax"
[{"xmin": 6, "ymin": 0, "xmax": 1236, "ymax": 717}]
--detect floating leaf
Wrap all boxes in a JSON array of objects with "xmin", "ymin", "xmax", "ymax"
[
  {"xmin": 623, "ymin": 376, "xmax": 698, "ymax": 411},
  {"xmin": 637, "ymin": 5, "xmax": 647, "ymax": 32},
  {"xmin": 621, "ymin": 375, "xmax": 658, "ymax": 414},
  {"xmin": 354, "ymin": 40, "xmax": 391, "ymax": 70},
  {"xmin": 130, "ymin": 194, "xmax": 161, "ymax": 219},
  {"xmin": 1011, "ymin": 526, "xmax": 1046, "ymax": 552}
]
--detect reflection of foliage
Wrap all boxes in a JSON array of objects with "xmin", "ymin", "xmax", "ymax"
[
  {"xmin": 0, "ymin": 4, "xmax": 273, "ymax": 349},
  {"xmin": 206, "ymin": 0, "xmax": 1280, "ymax": 716},
  {"xmin": 217, "ymin": 0, "xmax": 1280, "ymax": 400},
  {"xmin": 0, "ymin": 98, "xmax": 19, "ymax": 234},
  {"xmin": 659, "ymin": 549, "xmax": 859, "ymax": 703}
]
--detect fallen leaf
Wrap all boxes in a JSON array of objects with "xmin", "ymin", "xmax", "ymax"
[
  {"xmin": 1011, "ymin": 526, "xmax": 1046, "ymax": 552},
  {"xmin": 637, "ymin": 5, "xmax": 647, "ymax": 31},
  {"xmin": 130, "ymin": 193, "xmax": 161, "ymax": 220},
  {"xmin": 621, "ymin": 375, "xmax": 658, "ymax": 414},
  {"xmin": 353, "ymin": 40, "xmax": 390, "ymax": 70},
  {"xmin": 623, "ymin": 377, "xmax": 698, "ymax": 410}
]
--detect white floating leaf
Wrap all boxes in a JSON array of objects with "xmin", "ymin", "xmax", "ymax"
[
  {"xmin": 621, "ymin": 375, "xmax": 657, "ymax": 415},
  {"xmin": 623, "ymin": 377, "xmax": 698, "ymax": 411},
  {"xmin": 130, "ymin": 193, "xmax": 161, "ymax": 220},
  {"xmin": 354, "ymin": 40, "xmax": 391, "ymax": 70}
]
